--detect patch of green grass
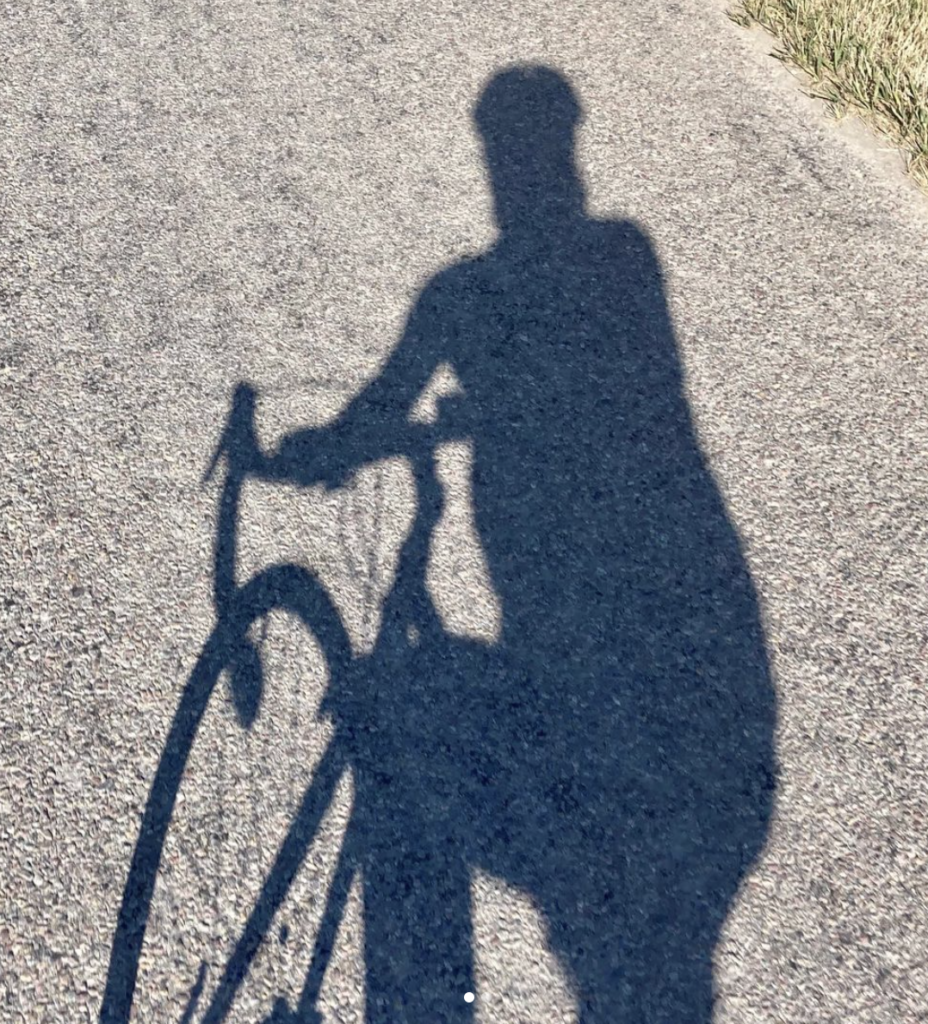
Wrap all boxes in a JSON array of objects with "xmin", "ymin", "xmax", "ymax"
[{"xmin": 733, "ymin": 0, "xmax": 928, "ymax": 188}]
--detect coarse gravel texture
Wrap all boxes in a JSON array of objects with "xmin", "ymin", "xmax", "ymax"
[{"xmin": 2, "ymin": 2, "xmax": 928, "ymax": 1023}]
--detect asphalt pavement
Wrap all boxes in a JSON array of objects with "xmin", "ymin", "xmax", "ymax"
[{"xmin": 3, "ymin": 2, "xmax": 928, "ymax": 1022}]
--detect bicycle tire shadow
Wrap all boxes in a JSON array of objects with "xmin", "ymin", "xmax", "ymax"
[{"xmin": 101, "ymin": 64, "xmax": 777, "ymax": 1024}]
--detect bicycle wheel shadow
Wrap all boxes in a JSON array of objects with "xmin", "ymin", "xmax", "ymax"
[{"xmin": 101, "ymin": 63, "xmax": 777, "ymax": 1024}]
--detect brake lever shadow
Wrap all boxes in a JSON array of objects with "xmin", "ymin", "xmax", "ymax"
[{"xmin": 202, "ymin": 382, "xmax": 260, "ymax": 485}]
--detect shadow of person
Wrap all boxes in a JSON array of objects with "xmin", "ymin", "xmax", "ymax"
[
  {"xmin": 97, "ymin": 62, "xmax": 777, "ymax": 1024},
  {"xmin": 294, "ymin": 64, "xmax": 777, "ymax": 1023}
]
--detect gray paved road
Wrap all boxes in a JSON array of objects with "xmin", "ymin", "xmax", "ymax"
[{"xmin": 3, "ymin": 2, "xmax": 928, "ymax": 1022}]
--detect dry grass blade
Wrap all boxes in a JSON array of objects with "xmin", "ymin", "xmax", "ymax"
[{"xmin": 733, "ymin": 0, "xmax": 928, "ymax": 190}]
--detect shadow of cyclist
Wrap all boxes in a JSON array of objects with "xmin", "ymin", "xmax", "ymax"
[
  {"xmin": 101, "ymin": 63, "xmax": 777, "ymax": 1024},
  {"xmin": 277, "ymin": 64, "xmax": 777, "ymax": 1024}
]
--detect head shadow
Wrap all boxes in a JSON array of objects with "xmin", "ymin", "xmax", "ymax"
[{"xmin": 475, "ymin": 64, "xmax": 586, "ymax": 233}]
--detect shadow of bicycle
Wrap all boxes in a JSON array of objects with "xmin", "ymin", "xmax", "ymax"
[{"xmin": 101, "ymin": 64, "xmax": 777, "ymax": 1024}]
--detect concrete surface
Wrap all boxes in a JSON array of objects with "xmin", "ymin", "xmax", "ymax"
[{"xmin": 2, "ymin": 1, "xmax": 928, "ymax": 1022}]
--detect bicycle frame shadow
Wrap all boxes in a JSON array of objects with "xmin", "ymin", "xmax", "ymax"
[{"xmin": 101, "ymin": 64, "xmax": 777, "ymax": 1024}]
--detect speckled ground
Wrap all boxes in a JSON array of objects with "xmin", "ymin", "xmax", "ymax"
[{"xmin": 3, "ymin": 2, "xmax": 928, "ymax": 1023}]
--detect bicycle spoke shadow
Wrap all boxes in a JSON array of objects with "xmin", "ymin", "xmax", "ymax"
[{"xmin": 101, "ymin": 64, "xmax": 777, "ymax": 1024}]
